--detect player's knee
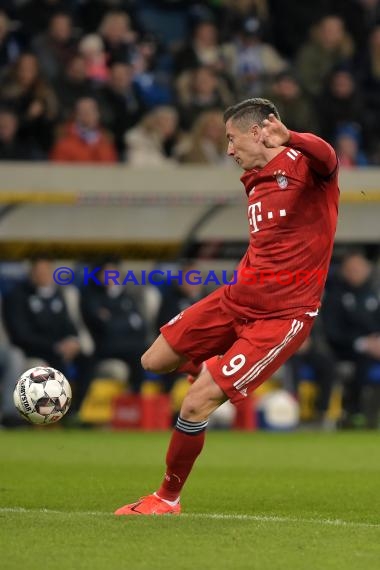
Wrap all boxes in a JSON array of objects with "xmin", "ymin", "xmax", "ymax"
[
  {"xmin": 141, "ymin": 350, "xmax": 158, "ymax": 372},
  {"xmin": 141, "ymin": 348, "xmax": 175, "ymax": 374},
  {"xmin": 141, "ymin": 334, "xmax": 183, "ymax": 374}
]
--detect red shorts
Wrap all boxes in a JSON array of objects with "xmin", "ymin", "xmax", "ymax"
[{"xmin": 160, "ymin": 288, "xmax": 314, "ymax": 404}]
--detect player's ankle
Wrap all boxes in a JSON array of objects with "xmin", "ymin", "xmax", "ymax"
[{"xmin": 154, "ymin": 492, "xmax": 180, "ymax": 506}]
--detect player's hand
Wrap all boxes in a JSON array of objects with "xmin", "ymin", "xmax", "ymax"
[{"xmin": 259, "ymin": 114, "xmax": 290, "ymax": 148}]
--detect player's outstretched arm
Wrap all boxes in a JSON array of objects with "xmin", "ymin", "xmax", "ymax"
[
  {"xmin": 286, "ymin": 130, "xmax": 337, "ymax": 177},
  {"xmin": 260, "ymin": 114, "xmax": 337, "ymax": 177}
]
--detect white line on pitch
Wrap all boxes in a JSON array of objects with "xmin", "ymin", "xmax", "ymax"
[{"xmin": 0, "ymin": 507, "xmax": 379, "ymax": 529}]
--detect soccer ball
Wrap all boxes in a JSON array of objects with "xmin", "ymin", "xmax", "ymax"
[{"xmin": 13, "ymin": 366, "xmax": 72, "ymax": 425}]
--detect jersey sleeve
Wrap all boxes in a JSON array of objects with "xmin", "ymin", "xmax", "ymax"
[{"xmin": 287, "ymin": 131, "xmax": 338, "ymax": 178}]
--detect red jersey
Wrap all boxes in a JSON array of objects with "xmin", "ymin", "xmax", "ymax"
[{"xmin": 220, "ymin": 131, "xmax": 339, "ymax": 319}]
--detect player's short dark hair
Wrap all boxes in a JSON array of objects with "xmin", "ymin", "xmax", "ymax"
[{"xmin": 223, "ymin": 98, "xmax": 280, "ymax": 130}]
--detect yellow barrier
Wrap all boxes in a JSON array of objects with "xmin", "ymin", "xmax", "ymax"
[
  {"xmin": 0, "ymin": 190, "xmax": 379, "ymax": 204},
  {"xmin": 0, "ymin": 240, "xmax": 180, "ymax": 260}
]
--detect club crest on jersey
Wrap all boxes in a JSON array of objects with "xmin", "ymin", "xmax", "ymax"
[{"xmin": 276, "ymin": 173, "xmax": 288, "ymax": 189}]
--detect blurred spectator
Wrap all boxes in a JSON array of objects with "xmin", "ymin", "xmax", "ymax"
[
  {"xmin": 268, "ymin": 0, "xmax": 332, "ymax": 58},
  {"xmin": 0, "ymin": 10, "xmax": 25, "ymax": 71},
  {"xmin": 50, "ymin": 96, "xmax": 117, "ymax": 163},
  {"xmin": 176, "ymin": 65, "xmax": 233, "ymax": 130},
  {"xmin": 0, "ymin": 52, "xmax": 59, "ymax": 154},
  {"xmin": 98, "ymin": 10, "xmax": 137, "ymax": 64},
  {"xmin": 99, "ymin": 61, "xmax": 145, "ymax": 159},
  {"xmin": 0, "ymin": 0, "xmax": 377, "ymax": 165},
  {"xmin": 323, "ymin": 251, "xmax": 380, "ymax": 426},
  {"xmin": 53, "ymin": 54, "xmax": 97, "ymax": 121},
  {"xmin": 132, "ymin": 33, "xmax": 174, "ymax": 108},
  {"xmin": 2, "ymin": 259, "xmax": 82, "ymax": 377},
  {"xmin": 31, "ymin": 12, "xmax": 78, "ymax": 81},
  {"xmin": 267, "ymin": 70, "xmax": 320, "ymax": 134},
  {"xmin": 78, "ymin": 33, "xmax": 109, "ymax": 85},
  {"xmin": 318, "ymin": 69, "xmax": 365, "ymax": 143},
  {"xmin": 16, "ymin": 0, "xmax": 73, "ymax": 36},
  {"xmin": 0, "ymin": 343, "xmax": 26, "ymax": 427},
  {"xmin": 174, "ymin": 20, "xmax": 226, "ymax": 76},
  {"xmin": 0, "ymin": 107, "xmax": 35, "ymax": 160},
  {"xmin": 357, "ymin": 25, "xmax": 380, "ymax": 161},
  {"xmin": 77, "ymin": 0, "xmax": 137, "ymax": 34},
  {"xmin": 335, "ymin": 124, "xmax": 369, "ymax": 167},
  {"xmin": 124, "ymin": 105, "xmax": 178, "ymax": 166},
  {"xmin": 135, "ymin": 0, "xmax": 192, "ymax": 49},
  {"xmin": 80, "ymin": 262, "xmax": 148, "ymax": 393},
  {"xmin": 219, "ymin": 0, "xmax": 270, "ymax": 40},
  {"xmin": 295, "ymin": 16, "xmax": 354, "ymax": 97},
  {"xmin": 287, "ymin": 319, "xmax": 337, "ymax": 426},
  {"xmin": 0, "ymin": 291, "xmax": 26, "ymax": 427},
  {"xmin": 176, "ymin": 110, "xmax": 229, "ymax": 165},
  {"xmin": 333, "ymin": 0, "xmax": 380, "ymax": 49},
  {"xmin": 223, "ymin": 17, "xmax": 287, "ymax": 98}
]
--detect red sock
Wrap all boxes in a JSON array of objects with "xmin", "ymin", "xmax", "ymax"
[{"xmin": 157, "ymin": 417, "xmax": 208, "ymax": 501}]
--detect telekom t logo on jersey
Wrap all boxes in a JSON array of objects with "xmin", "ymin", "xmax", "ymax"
[{"xmin": 248, "ymin": 201, "xmax": 287, "ymax": 233}]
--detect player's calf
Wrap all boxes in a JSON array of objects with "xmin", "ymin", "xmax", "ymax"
[{"xmin": 180, "ymin": 369, "xmax": 226, "ymax": 422}]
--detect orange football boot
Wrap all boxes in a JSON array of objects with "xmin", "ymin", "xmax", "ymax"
[{"xmin": 114, "ymin": 494, "xmax": 181, "ymax": 516}]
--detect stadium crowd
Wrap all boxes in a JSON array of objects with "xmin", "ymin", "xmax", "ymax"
[
  {"xmin": 1, "ymin": 1, "xmax": 380, "ymax": 430},
  {"xmin": 0, "ymin": 0, "xmax": 379, "ymax": 164}
]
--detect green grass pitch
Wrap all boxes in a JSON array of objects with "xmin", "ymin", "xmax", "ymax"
[{"xmin": 1, "ymin": 429, "xmax": 380, "ymax": 570}]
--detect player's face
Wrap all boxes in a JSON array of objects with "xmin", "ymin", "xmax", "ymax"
[{"xmin": 225, "ymin": 119, "xmax": 260, "ymax": 170}]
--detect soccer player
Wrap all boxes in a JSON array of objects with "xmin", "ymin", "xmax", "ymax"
[{"xmin": 115, "ymin": 98, "xmax": 339, "ymax": 516}]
